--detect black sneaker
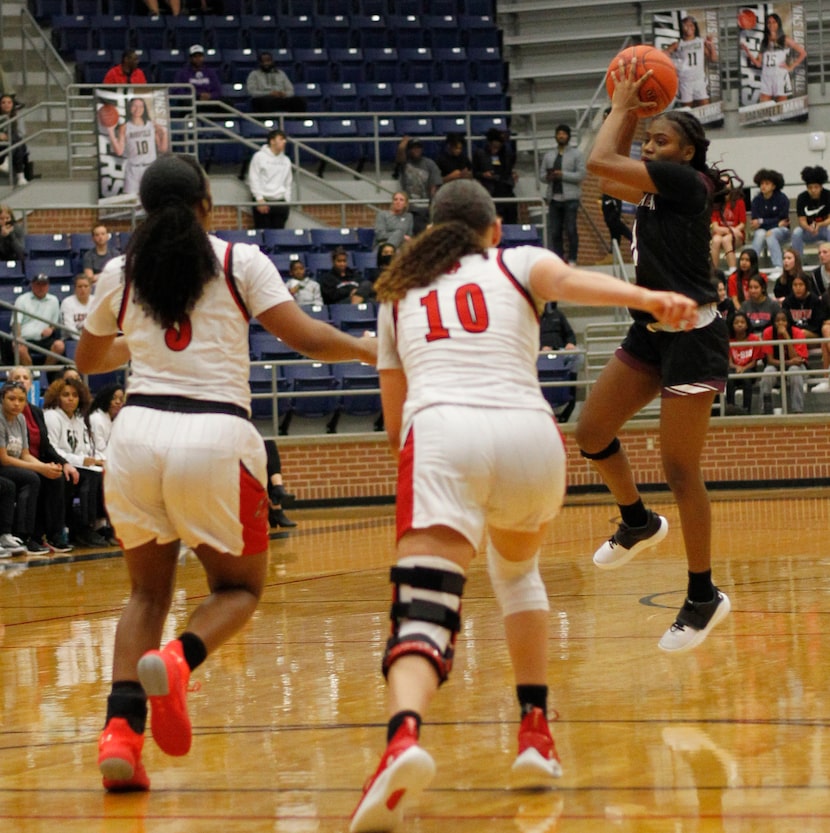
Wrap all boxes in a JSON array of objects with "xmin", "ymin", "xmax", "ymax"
[
  {"xmin": 659, "ymin": 590, "xmax": 731, "ymax": 653},
  {"xmin": 269, "ymin": 509, "xmax": 297, "ymax": 528},
  {"xmin": 45, "ymin": 533, "xmax": 73, "ymax": 554},
  {"xmin": 592, "ymin": 510, "xmax": 668, "ymax": 570},
  {"xmin": 25, "ymin": 539, "xmax": 51, "ymax": 556}
]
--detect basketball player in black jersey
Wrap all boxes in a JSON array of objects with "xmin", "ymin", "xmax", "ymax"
[{"xmin": 576, "ymin": 57, "xmax": 737, "ymax": 653}]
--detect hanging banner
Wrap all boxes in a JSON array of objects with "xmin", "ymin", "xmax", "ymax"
[
  {"xmin": 95, "ymin": 87, "xmax": 170, "ymax": 206},
  {"xmin": 737, "ymin": 2, "xmax": 808, "ymax": 125},
  {"xmin": 653, "ymin": 7, "xmax": 724, "ymax": 127}
]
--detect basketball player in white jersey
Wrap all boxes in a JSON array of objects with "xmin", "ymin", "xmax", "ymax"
[
  {"xmin": 665, "ymin": 15, "xmax": 717, "ymax": 107},
  {"xmin": 349, "ymin": 179, "xmax": 699, "ymax": 832},
  {"xmin": 107, "ymin": 97, "xmax": 169, "ymax": 195},
  {"xmin": 741, "ymin": 12, "xmax": 806, "ymax": 102},
  {"xmin": 76, "ymin": 154, "xmax": 376, "ymax": 792}
]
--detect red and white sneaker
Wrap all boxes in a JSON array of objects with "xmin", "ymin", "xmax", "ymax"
[
  {"xmin": 137, "ymin": 639, "xmax": 192, "ymax": 756},
  {"xmin": 511, "ymin": 707, "xmax": 562, "ymax": 788},
  {"xmin": 98, "ymin": 717, "xmax": 150, "ymax": 792},
  {"xmin": 349, "ymin": 717, "xmax": 436, "ymax": 833}
]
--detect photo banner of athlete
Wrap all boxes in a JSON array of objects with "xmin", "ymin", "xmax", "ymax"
[
  {"xmin": 737, "ymin": 2, "xmax": 808, "ymax": 125},
  {"xmin": 94, "ymin": 87, "xmax": 170, "ymax": 206},
  {"xmin": 652, "ymin": 7, "xmax": 724, "ymax": 127}
]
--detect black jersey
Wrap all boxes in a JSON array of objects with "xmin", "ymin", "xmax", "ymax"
[{"xmin": 630, "ymin": 160, "xmax": 716, "ymax": 323}]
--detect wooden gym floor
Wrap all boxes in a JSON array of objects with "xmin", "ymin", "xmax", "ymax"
[{"xmin": 1, "ymin": 490, "xmax": 829, "ymax": 832}]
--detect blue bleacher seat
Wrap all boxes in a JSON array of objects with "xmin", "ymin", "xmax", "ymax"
[
  {"xmin": 249, "ymin": 361, "xmax": 281, "ymax": 420},
  {"xmin": 461, "ymin": 15, "xmax": 501, "ymax": 50},
  {"xmin": 262, "ymin": 228, "xmax": 314, "ymax": 252},
  {"xmin": 352, "ymin": 250, "xmax": 380, "ymax": 277},
  {"xmin": 357, "ymin": 116, "xmax": 397, "ymax": 164},
  {"xmin": 242, "ymin": 16, "xmax": 280, "ymax": 53},
  {"xmin": 25, "ymin": 234, "xmax": 72, "ymax": 260},
  {"xmin": 294, "ymin": 48, "xmax": 332, "ymax": 84},
  {"xmin": 206, "ymin": 15, "xmax": 245, "ymax": 51},
  {"xmin": 319, "ymin": 118, "xmax": 366, "ymax": 168},
  {"xmin": 282, "ymin": 15, "xmax": 316, "ymax": 50},
  {"xmin": 470, "ymin": 114, "xmax": 509, "ymax": 136},
  {"xmin": 66, "ymin": 0, "xmax": 101, "ymax": 13},
  {"xmin": 330, "ymin": 48, "xmax": 365, "ymax": 83},
  {"xmin": 24, "ymin": 257, "xmax": 74, "ymax": 281},
  {"xmin": 431, "ymin": 81, "xmax": 468, "ymax": 111},
  {"xmin": 332, "ymin": 362, "xmax": 381, "ymax": 424},
  {"xmin": 70, "ymin": 232, "xmax": 95, "ymax": 265},
  {"xmin": 362, "ymin": 46, "xmax": 399, "ymax": 82},
  {"xmin": 0, "ymin": 261, "xmax": 24, "ymax": 284},
  {"xmin": 398, "ymin": 47, "xmax": 435, "ymax": 83},
  {"xmin": 357, "ymin": 81, "xmax": 396, "ymax": 112},
  {"xmin": 51, "ymin": 15, "xmax": 94, "ymax": 55},
  {"xmin": 329, "ymin": 302, "xmax": 377, "ymax": 335},
  {"xmin": 464, "ymin": 0, "xmax": 495, "ymax": 15},
  {"xmin": 305, "ymin": 251, "xmax": 337, "ymax": 277},
  {"xmin": 395, "ymin": 116, "xmax": 434, "ymax": 138},
  {"xmin": 537, "ymin": 352, "xmax": 578, "ymax": 415},
  {"xmin": 433, "ymin": 115, "xmax": 468, "ymax": 136},
  {"xmin": 322, "ymin": 83, "xmax": 360, "ymax": 113},
  {"xmin": 310, "ymin": 228, "xmax": 361, "ymax": 251},
  {"xmin": 116, "ymin": 231, "xmax": 132, "ymax": 251},
  {"xmin": 74, "ymin": 49, "xmax": 112, "ymax": 84},
  {"xmin": 220, "ymin": 83, "xmax": 249, "ymax": 112},
  {"xmin": 352, "ymin": 16, "xmax": 390, "ymax": 51},
  {"xmin": 269, "ymin": 252, "xmax": 307, "ymax": 274},
  {"xmin": 206, "ymin": 118, "xmax": 246, "ymax": 165},
  {"xmin": 223, "ymin": 47, "xmax": 259, "ymax": 83},
  {"xmin": 150, "ymin": 48, "xmax": 187, "ymax": 84},
  {"xmin": 299, "ymin": 303, "xmax": 330, "ymax": 322},
  {"xmin": 355, "ymin": 227, "xmax": 375, "ymax": 250},
  {"xmin": 388, "ymin": 15, "xmax": 427, "ymax": 50},
  {"xmin": 128, "ymin": 14, "xmax": 168, "ymax": 52},
  {"xmin": 94, "ymin": 14, "xmax": 131, "ymax": 52},
  {"xmin": 468, "ymin": 46, "xmax": 505, "ymax": 82},
  {"xmin": 434, "ymin": 47, "xmax": 470, "ymax": 82},
  {"xmin": 291, "ymin": 83, "xmax": 323, "ymax": 111},
  {"xmin": 167, "ymin": 15, "xmax": 205, "ymax": 52},
  {"xmin": 215, "ymin": 229, "xmax": 265, "ymax": 247},
  {"xmin": 501, "ymin": 224, "xmax": 542, "ymax": 247},
  {"xmin": 316, "ymin": 15, "xmax": 351, "ymax": 50},
  {"xmin": 249, "ymin": 330, "xmax": 299, "ymax": 361},
  {"xmin": 280, "ymin": 362, "xmax": 339, "ymax": 433},
  {"xmin": 30, "ymin": 0, "xmax": 64, "ymax": 23},
  {"xmin": 284, "ymin": 118, "xmax": 320, "ymax": 164},
  {"xmin": 393, "ymin": 82, "xmax": 433, "ymax": 112},
  {"xmin": 424, "ymin": 15, "xmax": 462, "ymax": 50},
  {"xmin": 468, "ymin": 80, "xmax": 508, "ymax": 112}
]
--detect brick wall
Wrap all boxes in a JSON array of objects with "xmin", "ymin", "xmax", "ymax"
[{"xmin": 278, "ymin": 417, "xmax": 830, "ymax": 505}]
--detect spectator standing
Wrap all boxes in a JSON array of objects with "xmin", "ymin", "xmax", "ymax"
[
  {"xmin": 246, "ymin": 52, "xmax": 306, "ymax": 114},
  {"xmin": 285, "ymin": 260, "xmax": 323, "ymax": 306},
  {"xmin": 60, "ymin": 275, "xmax": 93, "ymax": 340},
  {"xmin": 0, "ymin": 94, "xmax": 31, "ymax": 186},
  {"xmin": 83, "ymin": 224, "xmax": 119, "ymax": 282},
  {"xmin": 319, "ymin": 246, "xmax": 361, "ymax": 305},
  {"xmin": 435, "ymin": 133, "xmax": 473, "ymax": 185},
  {"xmin": 0, "ymin": 204, "xmax": 24, "ymax": 261},
  {"xmin": 539, "ymin": 124, "xmax": 586, "ymax": 265},
  {"xmin": 174, "ymin": 45, "xmax": 223, "ymax": 106},
  {"xmin": 103, "ymin": 50, "xmax": 148, "ymax": 86},
  {"xmin": 248, "ymin": 129, "xmax": 292, "ymax": 230},
  {"xmin": 472, "ymin": 127, "xmax": 519, "ymax": 225},
  {"xmin": 749, "ymin": 168, "xmax": 790, "ymax": 269},
  {"xmin": 395, "ymin": 137, "xmax": 442, "ymax": 235},
  {"xmin": 14, "ymin": 274, "xmax": 66, "ymax": 367},
  {"xmin": 791, "ymin": 165, "xmax": 830, "ymax": 258},
  {"xmin": 264, "ymin": 439, "xmax": 295, "ymax": 529},
  {"xmin": 373, "ymin": 191, "xmax": 413, "ymax": 250}
]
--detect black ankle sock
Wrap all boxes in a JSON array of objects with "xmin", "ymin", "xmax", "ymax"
[
  {"xmin": 687, "ymin": 570, "xmax": 715, "ymax": 603},
  {"xmin": 619, "ymin": 499, "xmax": 648, "ymax": 528},
  {"xmin": 178, "ymin": 631, "xmax": 208, "ymax": 672},
  {"xmin": 517, "ymin": 684, "xmax": 548, "ymax": 718},
  {"xmin": 387, "ymin": 710, "xmax": 421, "ymax": 743},
  {"xmin": 106, "ymin": 680, "xmax": 147, "ymax": 735}
]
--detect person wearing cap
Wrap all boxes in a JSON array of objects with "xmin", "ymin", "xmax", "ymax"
[
  {"xmin": 174, "ymin": 45, "xmax": 223, "ymax": 104},
  {"xmin": 246, "ymin": 52, "xmax": 307, "ymax": 114},
  {"xmin": 103, "ymin": 49, "xmax": 148, "ymax": 86},
  {"xmin": 791, "ymin": 165, "xmax": 830, "ymax": 259},
  {"xmin": 13, "ymin": 274, "xmax": 65, "ymax": 367},
  {"xmin": 540, "ymin": 124, "xmax": 586, "ymax": 266},
  {"xmin": 394, "ymin": 135, "xmax": 442, "ymax": 235}
]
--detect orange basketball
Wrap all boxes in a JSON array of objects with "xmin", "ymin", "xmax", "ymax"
[
  {"xmin": 97, "ymin": 103, "xmax": 120, "ymax": 129},
  {"xmin": 737, "ymin": 9, "xmax": 758, "ymax": 31},
  {"xmin": 605, "ymin": 44, "xmax": 679, "ymax": 119}
]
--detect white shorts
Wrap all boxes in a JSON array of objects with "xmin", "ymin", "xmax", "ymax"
[
  {"xmin": 678, "ymin": 74, "xmax": 708, "ymax": 103},
  {"xmin": 396, "ymin": 405, "xmax": 567, "ymax": 548},
  {"xmin": 105, "ymin": 406, "xmax": 269, "ymax": 554},
  {"xmin": 761, "ymin": 67, "xmax": 792, "ymax": 98}
]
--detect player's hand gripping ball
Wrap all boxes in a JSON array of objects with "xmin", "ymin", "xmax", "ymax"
[
  {"xmin": 97, "ymin": 103, "xmax": 120, "ymax": 129},
  {"xmin": 605, "ymin": 45, "xmax": 679, "ymax": 119}
]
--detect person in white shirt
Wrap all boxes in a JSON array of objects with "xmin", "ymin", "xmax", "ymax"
[
  {"xmin": 248, "ymin": 128, "xmax": 292, "ymax": 230},
  {"xmin": 87, "ymin": 383, "xmax": 124, "ymax": 460},
  {"xmin": 14, "ymin": 273, "xmax": 66, "ymax": 366},
  {"xmin": 285, "ymin": 260, "xmax": 323, "ymax": 306},
  {"xmin": 60, "ymin": 275, "xmax": 93, "ymax": 340}
]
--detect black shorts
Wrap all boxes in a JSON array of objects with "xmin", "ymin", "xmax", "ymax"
[{"xmin": 617, "ymin": 317, "xmax": 729, "ymax": 397}]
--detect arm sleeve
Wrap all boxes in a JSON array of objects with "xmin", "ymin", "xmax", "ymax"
[{"xmin": 376, "ymin": 303, "xmax": 401, "ymax": 370}]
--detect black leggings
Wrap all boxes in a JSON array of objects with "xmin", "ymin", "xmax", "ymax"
[
  {"xmin": 264, "ymin": 439, "xmax": 282, "ymax": 478},
  {"xmin": 0, "ymin": 465, "xmax": 40, "ymax": 540}
]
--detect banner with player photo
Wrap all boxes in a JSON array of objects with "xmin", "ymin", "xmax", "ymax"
[
  {"xmin": 737, "ymin": 2, "xmax": 808, "ymax": 125},
  {"xmin": 95, "ymin": 87, "xmax": 170, "ymax": 205},
  {"xmin": 652, "ymin": 7, "xmax": 723, "ymax": 126}
]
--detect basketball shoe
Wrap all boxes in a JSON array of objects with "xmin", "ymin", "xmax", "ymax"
[
  {"xmin": 349, "ymin": 716, "xmax": 436, "ymax": 833},
  {"xmin": 98, "ymin": 717, "xmax": 150, "ymax": 792},
  {"xmin": 658, "ymin": 589, "xmax": 731, "ymax": 653},
  {"xmin": 592, "ymin": 511, "xmax": 668, "ymax": 570},
  {"xmin": 511, "ymin": 707, "xmax": 562, "ymax": 788},
  {"xmin": 137, "ymin": 639, "xmax": 192, "ymax": 756}
]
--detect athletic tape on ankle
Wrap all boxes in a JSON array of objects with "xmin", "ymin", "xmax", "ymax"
[
  {"xmin": 486, "ymin": 542, "xmax": 549, "ymax": 617},
  {"xmin": 579, "ymin": 436, "xmax": 620, "ymax": 461}
]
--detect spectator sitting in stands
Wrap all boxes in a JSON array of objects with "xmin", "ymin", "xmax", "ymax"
[
  {"xmin": 728, "ymin": 247, "xmax": 764, "ymax": 310},
  {"xmin": 0, "ymin": 94, "xmax": 31, "ymax": 186},
  {"xmin": 43, "ymin": 376, "xmax": 109, "ymax": 548},
  {"xmin": 373, "ymin": 191, "xmax": 413, "ymax": 250},
  {"xmin": 246, "ymin": 52, "xmax": 307, "ymax": 114},
  {"xmin": 791, "ymin": 165, "xmax": 830, "ymax": 259},
  {"xmin": 103, "ymin": 50, "xmax": 148, "ymax": 86},
  {"xmin": 539, "ymin": 301, "xmax": 580, "ymax": 422},
  {"xmin": 749, "ymin": 168, "xmax": 790, "ymax": 270},
  {"xmin": 174, "ymin": 45, "xmax": 223, "ymax": 107},
  {"xmin": 472, "ymin": 127, "xmax": 519, "ymax": 225},
  {"xmin": 436, "ymin": 132, "xmax": 474, "ymax": 185},
  {"xmin": 726, "ymin": 311, "xmax": 763, "ymax": 415},
  {"xmin": 14, "ymin": 274, "xmax": 65, "ymax": 368},
  {"xmin": 7, "ymin": 365, "xmax": 76, "ymax": 553},
  {"xmin": 82, "ymin": 224, "xmax": 118, "ymax": 283},
  {"xmin": 319, "ymin": 246, "xmax": 361, "ymax": 305},
  {"xmin": 740, "ymin": 275, "xmax": 781, "ymax": 336},
  {"xmin": 0, "ymin": 204, "xmax": 24, "ymax": 261},
  {"xmin": 354, "ymin": 243, "xmax": 396, "ymax": 305},
  {"xmin": 811, "ymin": 240, "xmax": 830, "ymax": 295},
  {"xmin": 782, "ymin": 273, "xmax": 823, "ymax": 337},
  {"xmin": 88, "ymin": 383, "xmax": 124, "ymax": 462},
  {"xmin": 395, "ymin": 137, "xmax": 442, "ymax": 235},
  {"xmin": 714, "ymin": 272, "xmax": 734, "ymax": 323},
  {"xmin": 60, "ymin": 275, "xmax": 92, "ymax": 340},
  {"xmin": 760, "ymin": 309, "xmax": 809, "ymax": 414},
  {"xmin": 285, "ymin": 259, "xmax": 323, "ymax": 306},
  {"xmin": 710, "ymin": 181, "xmax": 746, "ymax": 271},
  {"xmin": 772, "ymin": 247, "xmax": 820, "ymax": 300}
]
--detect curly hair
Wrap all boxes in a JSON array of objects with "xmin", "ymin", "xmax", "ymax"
[
  {"xmin": 375, "ymin": 180, "xmax": 496, "ymax": 302},
  {"xmin": 801, "ymin": 165, "xmax": 828, "ymax": 186},
  {"xmin": 126, "ymin": 154, "xmax": 219, "ymax": 329},
  {"xmin": 753, "ymin": 168, "xmax": 785, "ymax": 190},
  {"xmin": 43, "ymin": 376, "xmax": 91, "ymax": 417}
]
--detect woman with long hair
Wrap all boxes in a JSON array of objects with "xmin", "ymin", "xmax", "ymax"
[
  {"xmin": 710, "ymin": 183, "xmax": 746, "ymax": 270},
  {"xmin": 773, "ymin": 247, "xmax": 819, "ymax": 300},
  {"xmin": 760, "ymin": 308, "xmax": 809, "ymax": 413},
  {"xmin": 349, "ymin": 178, "xmax": 697, "ymax": 832},
  {"xmin": 741, "ymin": 12, "xmax": 806, "ymax": 103},
  {"xmin": 726, "ymin": 310, "xmax": 763, "ymax": 414},
  {"xmin": 728, "ymin": 247, "xmax": 762, "ymax": 310},
  {"xmin": 576, "ymin": 60, "xmax": 732, "ymax": 654},
  {"xmin": 76, "ymin": 154, "xmax": 375, "ymax": 792},
  {"xmin": 87, "ymin": 383, "xmax": 125, "ymax": 460},
  {"xmin": 740, "ymin": 274, "xmax": 781, "ymax": 335}
]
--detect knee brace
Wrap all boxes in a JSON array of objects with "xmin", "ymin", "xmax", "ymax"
[
  {"xmin": 486, "ymin": 541, "xmax": 549, "ymax": 618},
  {"xmin": 383, "ymin": 555, "xmax": 466, "ymax": 685},
  {"xmin": 579, "ymin": 436, "xmax": 620, "ymax": 461}
]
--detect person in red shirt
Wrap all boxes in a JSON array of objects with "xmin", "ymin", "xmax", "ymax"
[
  {"xmin": 102, "ymin": 50, "xmax": 147, "ymax": 85},
  {"xmin": 760, "ymin": 309, "xmax": 809, "ymax": 413},
  {"xmin": 726, "ymin": 311, "xmax": 763, "ymax": 414},
  {"xmin": 710, "ymin": 184, "xmax": 746, "ymax": 270}
]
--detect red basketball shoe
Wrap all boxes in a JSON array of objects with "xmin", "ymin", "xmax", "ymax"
[
  {"xmin": 349, "ymin": 716, "xmax": 436, "ymax": 833},
  {"xmin": 98, "ymin": 717, "xmax": 150, "ymax": 792},
  {"xmin": 511, "ymin": 707, "xmax": 562, "ymax": 788},
  {"xmin": 137, "ymin": 639, "xmax": 192, "ymax": 756}
]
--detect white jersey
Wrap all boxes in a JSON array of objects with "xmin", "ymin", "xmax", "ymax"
[
  {"xmin": 675, "ymin": 37, "xmax": 705, "ymax": 82},
  {"xmin": 60, "ymin": 294, "xmax": 90, "ymax": 338},
  {"xmin": 377, "ymin": 245, "xmax": 557, "ymax": 432},
  {"xmin": 760, "ymin": 46, "xmax": 792, "ymax": 98},
  {"xmin": 84, "ymin": 236, "xmax": 293, "ymax": 414},
  {"xmin": 123, "ymin": 120, "xmax": 158, "ymax": 194}
]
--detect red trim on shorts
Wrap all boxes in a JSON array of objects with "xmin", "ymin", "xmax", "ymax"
[
  {"xmin": 395, "ymin": 426, "xmax": 414, "ymax": 542},
  {"xmin": 496, "ymin": 249, "xmax": 540, "ymax": 322},
  {"xmin": 239, "ymin": 462, "xmax": 269, "ymax": 555},
  {"xmin": 116, "ymin": 275, "xmax": 131, "ymax": 331},
  {"xmin": 223, "ymin": 244, "xmax": 252, "ymax": 322}
]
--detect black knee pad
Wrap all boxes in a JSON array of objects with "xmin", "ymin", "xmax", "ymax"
[{"xmin": 579, "ymin": 436, "xmax": 621, "ymax": 461}]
